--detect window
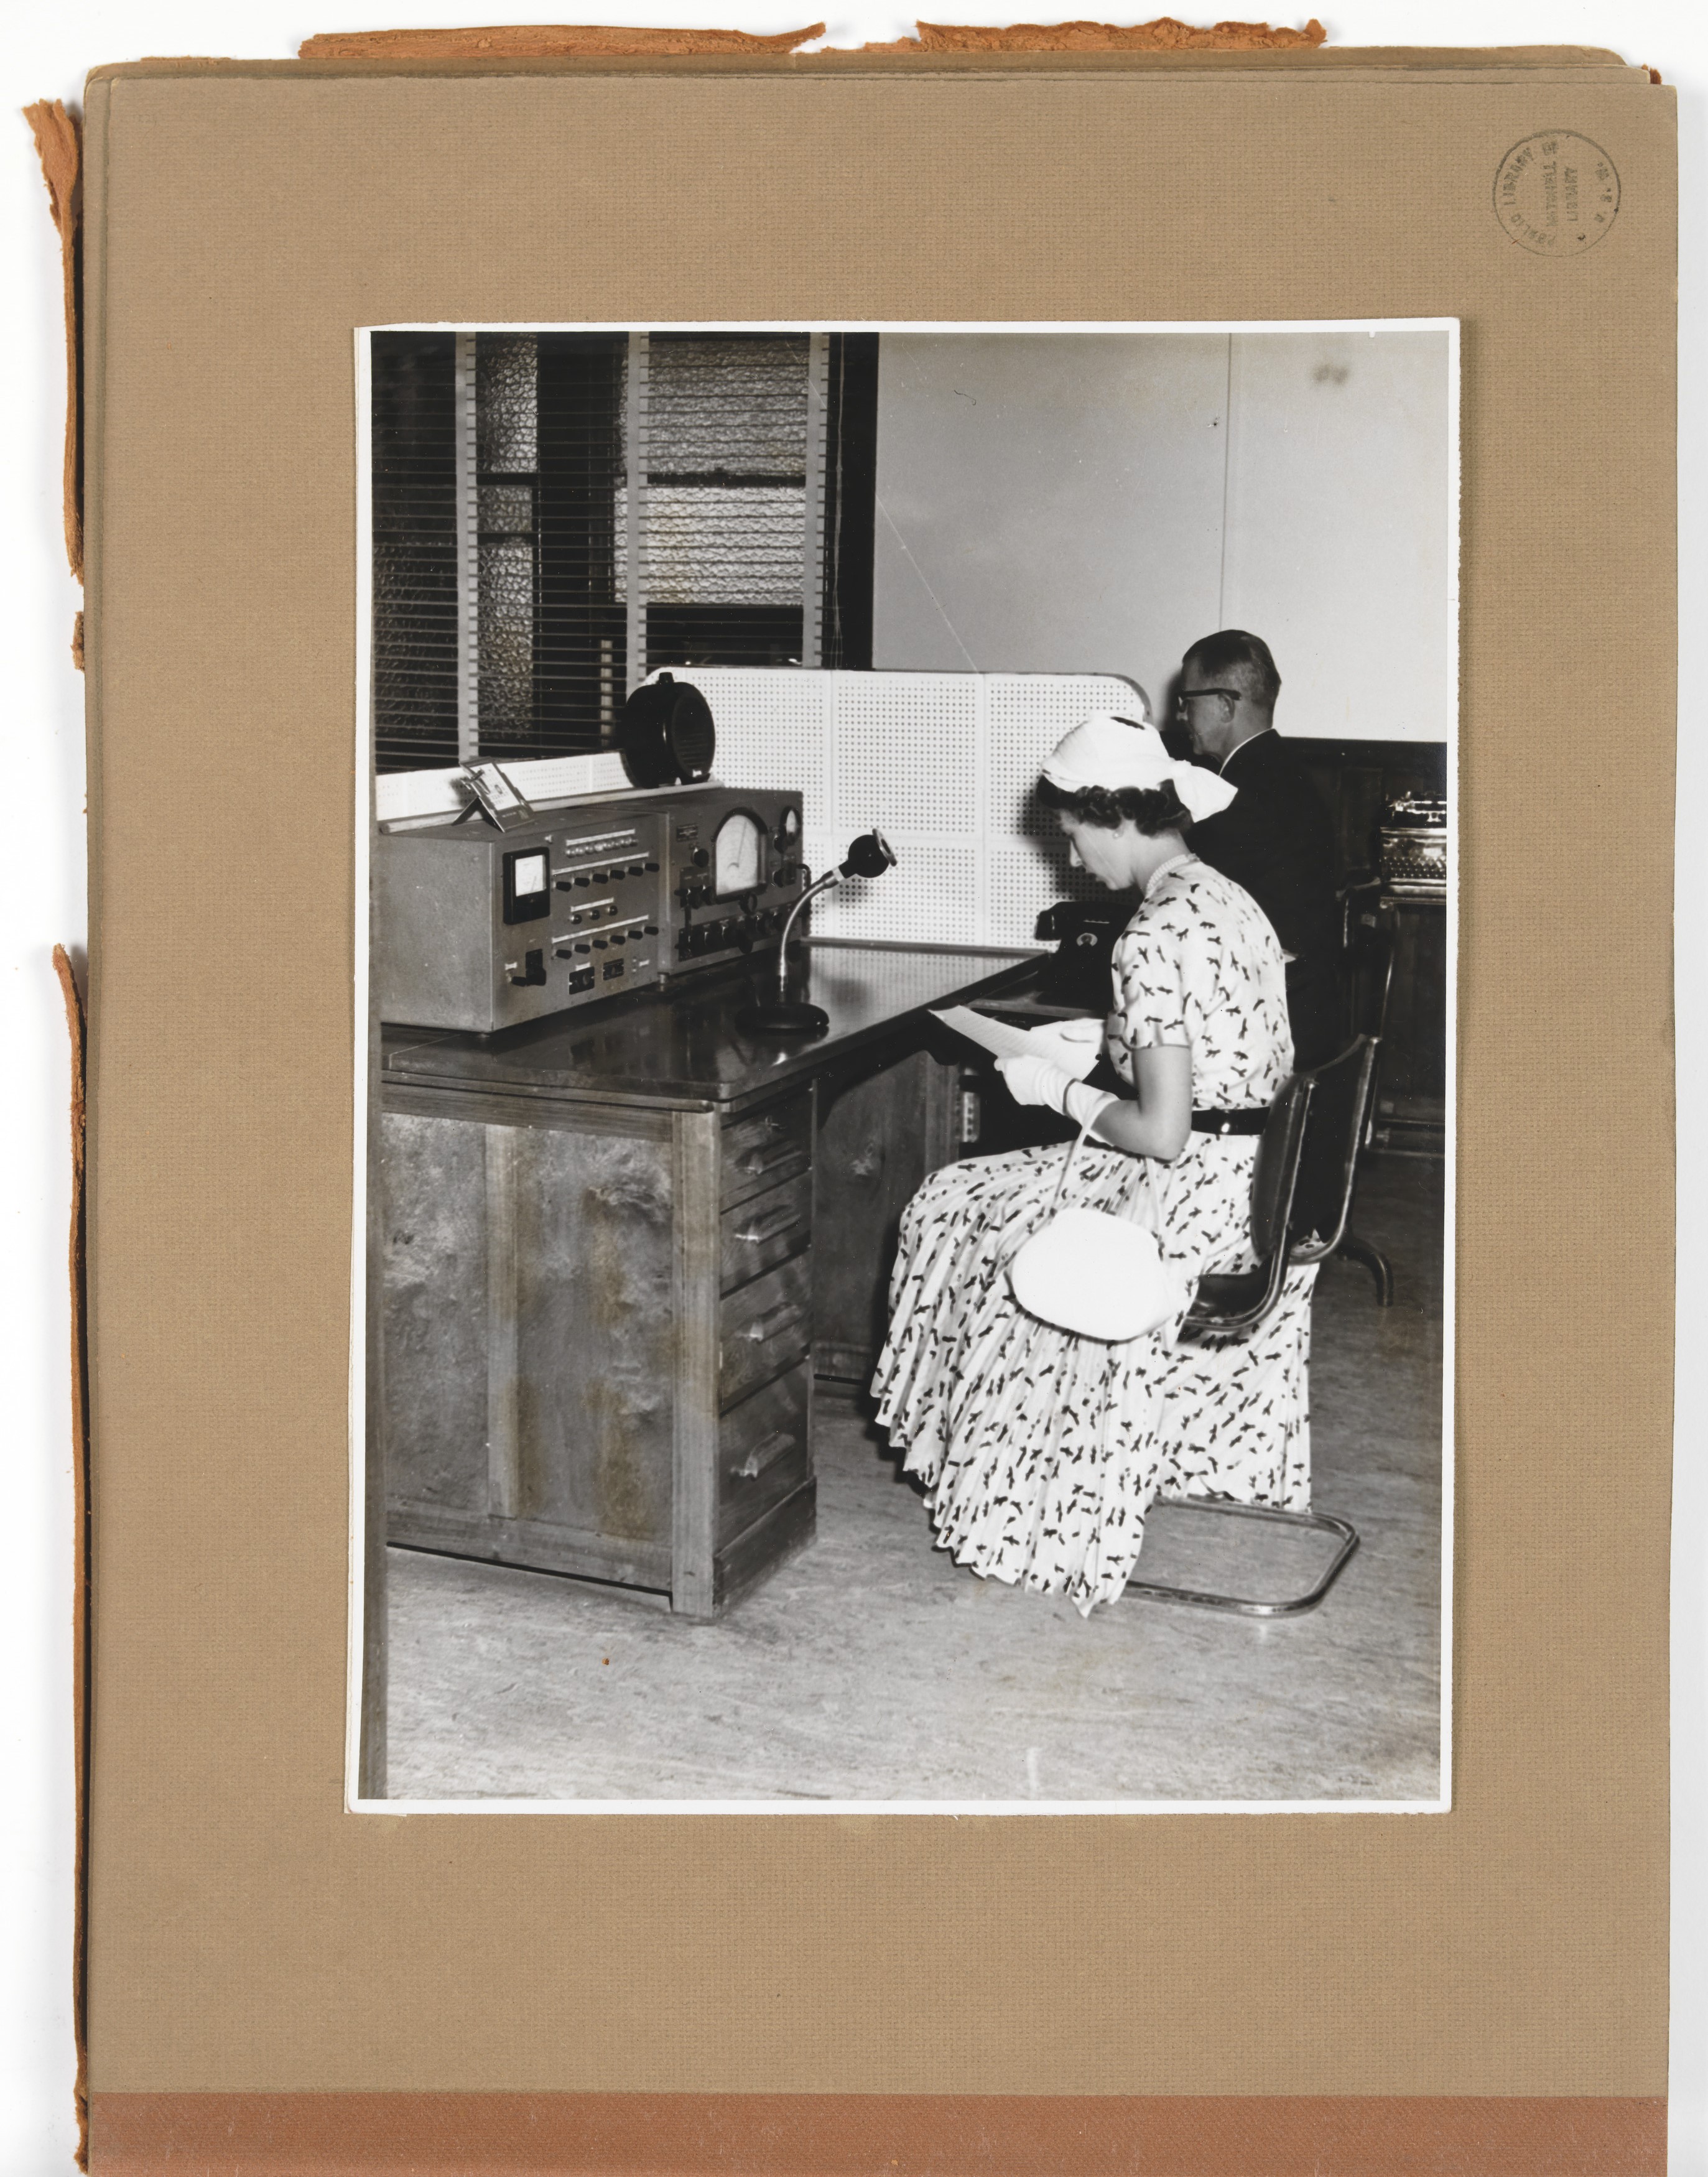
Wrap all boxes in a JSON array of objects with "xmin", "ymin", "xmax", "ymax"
[{"xmin": 369, "ymin": 330, "xmax": 879, "ymax": 773}]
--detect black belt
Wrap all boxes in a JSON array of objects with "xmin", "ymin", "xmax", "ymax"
[{"xmin": 1190, "ymin": 1107, "xmax": 1269, "ymax": 1136}]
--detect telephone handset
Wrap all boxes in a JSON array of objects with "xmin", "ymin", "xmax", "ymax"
[{"xmin": 1033, "ymin": 893, "xmax": 1139, "ymax": 1009}]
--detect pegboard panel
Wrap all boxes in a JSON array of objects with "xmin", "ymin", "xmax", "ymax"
[
  {"xmin": 985, "ymin": 672, "xmax": 1144, "ymax": 838},
  {"xmin": 687, "ymin": 667, "xmax": 831, "ymax": 833},
  {"xmin": 805, "ymin": 835, "xmax": 983, "ymax": 946},
  {"xmin": 989, "ymin": 845, "xmax": 1107, "ymax": 952},
  {"xmin": 833, "ymin": 674, "xmax": 980, "ymax": 836},
  {"xmin": 638, "ymin": 667, "xmax": 1154, "ymax": 949}
]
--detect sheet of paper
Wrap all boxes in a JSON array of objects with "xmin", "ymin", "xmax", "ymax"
[{"xmin": 929, "ymin": 1005, "xmax": 1038, "ymax": 1063}]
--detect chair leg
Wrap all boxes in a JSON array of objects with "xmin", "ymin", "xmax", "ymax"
[
  {"xmin": 1123, "ymin": 1498, "xmax": 1360, "ymax": 1618},
  {"xmin": 1337, "ymin": 1230, "xmax": 1394, "ymax": 1306}
]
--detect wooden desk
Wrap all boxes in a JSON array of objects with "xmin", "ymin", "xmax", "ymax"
[{"xmin": 377, "ymin": 941, "xmax": 1033, "ymax": 1618}]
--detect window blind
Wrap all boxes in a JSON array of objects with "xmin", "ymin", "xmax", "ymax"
[
  {"xmin": 370, "ymin": 333, "xmax": 460, "ymax": 772},
  {"xmin": 369, "ymin": 330, "xmax": 878, "ymax": 774}
]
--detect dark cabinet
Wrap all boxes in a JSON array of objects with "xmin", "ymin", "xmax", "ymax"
[
  {"xmin": 377, "ymin": 945, "xmax": 1028, "ymax": 1616},
  {"xmin": 812, "ymin": 1047, "xmax": 962, "ymax": 1383}
]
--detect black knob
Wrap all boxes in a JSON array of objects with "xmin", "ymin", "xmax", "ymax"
[
  {"xmin": 735, "ymin": 922, "xmax": 755, "ymax": 954},
  {"xmin": 611, "ymin": 932, "xmax": 626, "ymax": 945},
  {"xmin": 574, "ymin": 943, "xmax": 591, "ymax": 955},
  {"xmin": 644, "ymin": 860, "xmax": 659, "ymax": 872},
  {"xmin": 593, "ymin": 938, "xmax": 608, "ymax": 950},
  {"xmin": 573, "ymin": 875, "xmax": 590, "ymax": 888},
  {"xmin": 644, "ymin": 923, "xmax": 658, "ymax": 935},
  {"xmin": 555, "ymin": 880, "xmax": 574, "ymax": 892},
  {"xmin": 692, "ymin": 847, "xmax": 710, "ymax": 868}
]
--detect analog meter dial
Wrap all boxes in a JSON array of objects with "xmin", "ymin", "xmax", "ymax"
[{"xmin": 713, "ymin": 809, "xmax": 766, "ymax": 899}]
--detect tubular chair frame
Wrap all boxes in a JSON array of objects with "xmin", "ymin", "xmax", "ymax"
[
  {"xmin": 1126, "ymin": 1039, "xmax": 1376, "ymax": 1620},
  {"xmin": 1125, "ymin": 1499, "xmax": 1361, "ymax": 1618},
  {"xmin": 1337, "ymin": 898, "xmax": 1398, "ymax": 1306}
]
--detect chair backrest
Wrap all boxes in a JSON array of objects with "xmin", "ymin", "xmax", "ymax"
[
  {"xmin": 1345, "ymin": 913, "xmax": 1396, "ymax": 1044},
  {"xmin": 1288, "ymin": 1035, "xmax": 1381, "ymax": 1262},
  {"xmin": 1248, "ymin": 1073, "xmax": 1315, "ymax": 1266}
]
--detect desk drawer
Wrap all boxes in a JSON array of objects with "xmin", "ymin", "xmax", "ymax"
[
  {"xmin": 720, "ymin": 1093, "xmax": 813, "ymax": 1209},
  {"xmin": 721, "ymin": 1169, "xmax": 813, "ymax": 1293},
  {"xmin": 718, "ymin": 1363, "xmax": 811, "ymax": 1546},
  {"xmin": 720, "ymin": 1253, "xmax": 813, "ymax": 1408}
]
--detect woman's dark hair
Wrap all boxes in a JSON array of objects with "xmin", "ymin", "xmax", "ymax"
[{"xmin": 1036, "ymin": 774, "xmax": 1193, "ymax": 837}]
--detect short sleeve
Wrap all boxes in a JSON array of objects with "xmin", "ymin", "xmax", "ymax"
[{"xmin": 1113, "ymin": 909, "xmax": 1192, "ymax": 1052}]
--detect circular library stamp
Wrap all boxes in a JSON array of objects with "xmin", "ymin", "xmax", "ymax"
[{"xmin": 1493, "ymin": 131, "xmax": 1620, "ymax": 255}]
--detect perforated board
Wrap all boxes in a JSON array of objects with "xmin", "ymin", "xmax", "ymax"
[{"xmin": 680, "ymin": 668, "xmax": 1141, "ymax": 946}]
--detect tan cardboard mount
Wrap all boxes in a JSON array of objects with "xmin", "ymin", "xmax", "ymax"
[{"xmin": 60, "ymin": 25, "xmax": 1675, "ymax": 2177}]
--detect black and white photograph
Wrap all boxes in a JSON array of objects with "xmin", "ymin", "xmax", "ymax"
[{"xmin": 356, "ymin": 322, "xmax": 1455, "ymax": 1810}]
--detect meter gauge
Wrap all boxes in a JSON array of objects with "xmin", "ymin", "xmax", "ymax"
[
  {"xmin": 502, "ymin": 845, "xmax": 552, "ymax": 925},
  {"xmin": 713, "ymin": 809, "xmax": 766, "ymax": 899}
]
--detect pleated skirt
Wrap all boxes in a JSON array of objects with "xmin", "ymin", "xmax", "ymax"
[{"xmin": 870, "ymin": 1135, "xmax": 1316, "ymax": 1614}]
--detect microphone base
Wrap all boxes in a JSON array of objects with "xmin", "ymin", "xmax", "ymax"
[{"xmin": 736, "ymin": 997, "xmax": 830, "ymax": 1037}]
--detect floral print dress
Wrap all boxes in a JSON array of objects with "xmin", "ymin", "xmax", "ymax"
[{"xmin": 870, "ymin": 853, "xmax": 1318, "ymax": 1615}]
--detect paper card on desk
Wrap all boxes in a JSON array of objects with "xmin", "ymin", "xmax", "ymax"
[{"xmin": 929, "ymin": 1006, "xmax": 1039, "ymax": 1064}]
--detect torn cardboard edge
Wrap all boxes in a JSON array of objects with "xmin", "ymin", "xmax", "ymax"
[
  {"xmin": 32, "ymin": 24, "xmax": 1320, "ymax": 587},
  {"xmin": 869, "ymin": 16, "xmax": 1325, "ymax": 49},
  {"xmin": 297, "ymin": 17, "xmax": 1327, "ymax": 57},
  {"xmin": 24, "ymin": 101, "xmax": 82, "ymax": 588},
  {"xmin": 52, "ymin": 946, "xmax": 90, "ymax": 2175}
]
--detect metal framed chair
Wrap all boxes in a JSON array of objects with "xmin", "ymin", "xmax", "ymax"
[
  {"xmin": 1335, "ymin": 906, "xmax": 1397, "ymax": 1305},
  {"xmin": 1123, "ymin": 1038, "xmax": 1378, "ymax": 1618}
]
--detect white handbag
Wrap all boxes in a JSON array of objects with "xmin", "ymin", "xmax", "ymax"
[{"xmin": 1006, "ymin": 1115, "xmax": 1188, "ymax": 1343}]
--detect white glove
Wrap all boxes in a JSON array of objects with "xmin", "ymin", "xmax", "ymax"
[
  {"xmin": 996, "ymin": 1055, "xmax": 1116, "ymax": 1133},
  {"xmin": 996, "ymin": 1052, "xmax": 1073, "ymax": 1110},
  {"xmin": 1021, "ymin": 1016, "xmax": 1105, "ymax": 1080}
]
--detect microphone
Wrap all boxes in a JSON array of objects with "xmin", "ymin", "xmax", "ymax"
[{"xmin": 736, "ymin": 830, "xmax": 898, "ymax": 1036}]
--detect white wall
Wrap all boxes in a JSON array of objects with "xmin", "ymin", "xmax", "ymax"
[
  {"xmin": 873, "ymin": 328, "xmax": 1454, "ymax": 745},
  {"xmin": 1222, "ymin": 330, "xmax": 1454, "ymax": 741}
]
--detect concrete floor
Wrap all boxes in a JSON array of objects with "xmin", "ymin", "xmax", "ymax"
[{"xmin": 387, "ymin": 1156, "xmax": 1444, "ymax": 1805}]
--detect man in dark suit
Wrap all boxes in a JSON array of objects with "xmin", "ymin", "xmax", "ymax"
[{"xmin": 1174, "ymin": 630, "xmax": 1344, "ymax": 1068}]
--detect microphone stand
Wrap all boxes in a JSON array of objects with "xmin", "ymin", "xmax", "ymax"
[{"xmin": 735, "ymin": 868, "xmax": 846, "ymax": 1036}]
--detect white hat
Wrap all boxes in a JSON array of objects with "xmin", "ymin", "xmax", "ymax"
[{"xmin": 1042, "ymin": 712, "xmax": 1237, "ymax": 823}]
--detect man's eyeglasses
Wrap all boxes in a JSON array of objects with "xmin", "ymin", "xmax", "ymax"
[{"xmin": 1174, "ymin": 687, "xmax": 1241, "ymax": 711}]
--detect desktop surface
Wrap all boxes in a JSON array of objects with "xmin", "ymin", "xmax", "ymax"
[{"xmin": 381, "ymin": 940, "xmax": 1037, "ymax": 1113}]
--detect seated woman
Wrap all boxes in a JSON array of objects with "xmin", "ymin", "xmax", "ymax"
[{"xmin": 870, "ymin": 711, "xmax": 1318, "ymax": 1616}]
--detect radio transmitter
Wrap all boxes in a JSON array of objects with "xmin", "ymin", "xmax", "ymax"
[{"xmin": 377, "ymin": 784, "xmax": 806, "ymax": 1034}]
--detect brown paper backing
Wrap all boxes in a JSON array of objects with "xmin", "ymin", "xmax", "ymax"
[
  {"xmin": 24, "ymin": 99, "xmax": 81, "ymax": 582},
  {"xmin": 76, "ymin": 43, "xmax": 1675, "ymax": 2169},
  {"xmin": 90, "ymin": 2091, "xmax": 1668, "ymax": 2175},
  {"xmin": 297, "ymin": 18, "xmax": 1327, "ymax": 58},
  {"xmin": 53, "ymin": 948, "xmax": 91, "ymax": 2171}
]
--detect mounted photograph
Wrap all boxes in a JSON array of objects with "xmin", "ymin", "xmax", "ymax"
[{"xmin": 354, "ymin": 322, "xmax": 1456, "ymax": 1811}]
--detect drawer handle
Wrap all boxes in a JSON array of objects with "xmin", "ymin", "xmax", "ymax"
[
  {"xmin": 734, "ymin": 1200, "xmax": 808, "ymax": 1246},
  {"xmin": 741, "ymin": 1299, "xmax": 809, "ymax": 1346},
  {"xmin": 737, "ymin": 1141, "xmax": 804, "ymax": 1180},
  {"xmin": 735, "ymin": 1429, "xmax": 796, "ymax": 1480}
]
